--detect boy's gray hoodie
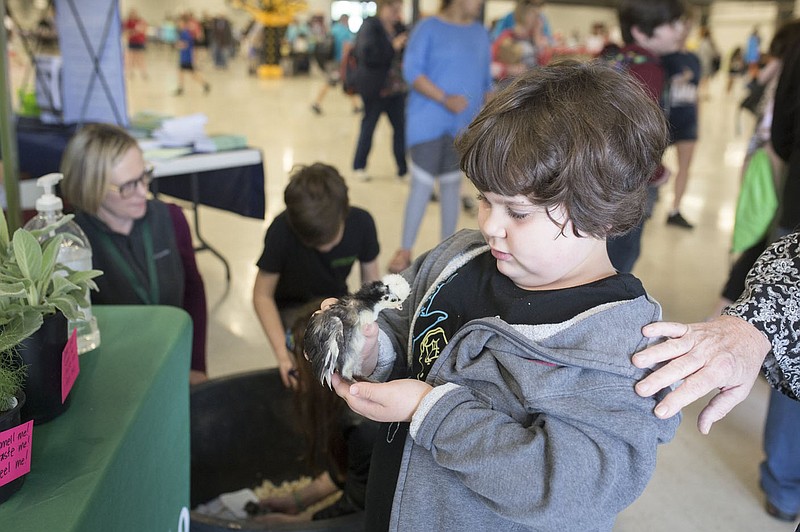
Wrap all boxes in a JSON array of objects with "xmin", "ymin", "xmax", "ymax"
[{"xmin": 371, "ymin": 230, "xmax": 680, "ymax": 532}]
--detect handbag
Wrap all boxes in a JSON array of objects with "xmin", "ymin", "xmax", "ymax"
[
  {"xmin": 740, "ymin": 80, "xmax": 766, "ymax": 116},
  {"xmin": 341, "ymin": 46, "xmax": 359, "ymax": 95},
  {"xmin": 732, "ymin": 148, "xmax": 778, "ymax": 253},
  {"xmin": 380, "ymin": 56, "xmax": 407, "ymax": 97}
]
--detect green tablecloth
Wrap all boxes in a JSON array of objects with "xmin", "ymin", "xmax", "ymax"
[{"xmin": 0, "ymin": 305, "xmax": 192, "ymax": 531}]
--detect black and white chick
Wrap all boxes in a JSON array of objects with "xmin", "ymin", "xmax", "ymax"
[{"xmin": 303, "ymin": 274, "xmax": 411, "ymax": 388}]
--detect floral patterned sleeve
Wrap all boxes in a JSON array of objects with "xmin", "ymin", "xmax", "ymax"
[{"xmin": 725, "ymin": 232, "xmax": 800, "ymax": 400}]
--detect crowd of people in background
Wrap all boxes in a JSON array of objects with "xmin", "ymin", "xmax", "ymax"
[
  {"xmin": 111, "ymin": 2, "xmax": 776, "ymax": 138},
  {"xmin": 121, "ymin": 8, "xmax": 237, "ymax": 91}
]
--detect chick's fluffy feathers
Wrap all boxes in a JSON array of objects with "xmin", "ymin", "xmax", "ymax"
[{"xmin": 303, "ymin": 274, "xmax": 410, "ymax": 388}]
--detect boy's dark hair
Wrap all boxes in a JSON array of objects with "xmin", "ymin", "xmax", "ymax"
[
  {"xmin": 617, "ymin": 0, "xmax": 685, "ymax": 45},
  {"xmin": 284, "ymin": 163, "xmax": 350, "ymax": 248},
  {"xmin": 456, "ymin": 60, "xmax": 668, "ymax": 238}
]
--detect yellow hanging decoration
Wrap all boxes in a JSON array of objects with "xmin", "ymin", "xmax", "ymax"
[
  {"xmin": 228, "ymin": 0, "xmax": 308, "ymax": 78},
  {"xmin": 227, "ymin": 0, "xmax": 307, "ymax": 28}
]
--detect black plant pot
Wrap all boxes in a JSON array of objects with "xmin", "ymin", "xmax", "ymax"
[
  {"xmin": 0, "ymin": 391, "xmax": 27, "ymax": 505},
  {"xmin": 18, "ymin": 312, "xmax": 70, "ymax": 424}
]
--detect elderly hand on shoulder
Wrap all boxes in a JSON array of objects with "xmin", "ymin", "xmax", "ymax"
[{"xmin": 633, "ymin": 315, "xmax": 771, "ymax": 434}]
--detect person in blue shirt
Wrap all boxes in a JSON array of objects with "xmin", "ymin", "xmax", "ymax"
[
  {"xmin": 332, "ymin": 15, "xmax": 354, "ymax": 63},
  {"xmin": 387, "ymin": 0, "xmax": 493, "ymax": 273},
  {"xmin": 745, "ymin": 25, "xmax": 762, "ymax": 78},
  {"xmin": 174, "ymin": 13, "xmax": 210, "ymax": 96}
]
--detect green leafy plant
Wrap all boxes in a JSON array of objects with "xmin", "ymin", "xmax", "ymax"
[
  {"xmin": 0, "ymin": 210, "xmax": 102, "ymax": 410},
  {"xmin": 0, "ymin": 350, "xmax": 25, "ymax": 411}
]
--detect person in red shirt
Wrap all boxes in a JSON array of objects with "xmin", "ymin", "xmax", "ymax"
[{"xmin": 123, "ymin": 9, "xmax": 149, "ymax": 80}]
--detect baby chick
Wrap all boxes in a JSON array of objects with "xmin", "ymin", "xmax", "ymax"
[{"xmin": 303, "ymin": 274, "xmax": 411, "ymax": 388}]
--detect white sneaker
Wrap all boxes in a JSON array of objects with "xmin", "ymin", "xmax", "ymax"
[{"xmin": 354, "ymin": 169, "xmax": 371, "ymax": 182}]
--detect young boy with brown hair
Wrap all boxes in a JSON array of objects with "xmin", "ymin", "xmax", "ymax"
[
  {"xmin": 252, "ymin": 163, "xmax": 380, "ymax": 388},
  {"xmin": 323, "ymin": 61, "xmax": 680, "ymax": 530}
]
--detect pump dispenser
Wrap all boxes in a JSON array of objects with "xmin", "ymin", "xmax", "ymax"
[
  {"xmin": 34, "ymin": 172, "xmax": 64, "ymax": 219},
  {"xmin": 24, "ymin": 173, "xmax": 101, "ymax": 354}
]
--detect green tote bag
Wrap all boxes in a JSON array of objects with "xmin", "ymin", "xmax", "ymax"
[{"xmin": 732, "ymin": 148, "xmax": 778, "ymax": 253}]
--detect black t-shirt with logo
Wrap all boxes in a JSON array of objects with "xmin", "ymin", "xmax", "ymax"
[{"xmin": 256, "ymin": 207, "xmax": 379, "ymax": 309}]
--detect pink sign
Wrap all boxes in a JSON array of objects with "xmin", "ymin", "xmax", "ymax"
[
  {"xmin": 0, "ymin": 420, "xmax": 33, "ymax": 487},
  {"xmin": 62, "ymin": 329, "xmax": 80, "ymax": 404}
]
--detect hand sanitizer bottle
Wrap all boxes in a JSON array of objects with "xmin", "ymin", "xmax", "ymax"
[{"xmin": 23, "ymin": 173, "xmax": 101, "ymax": 354}]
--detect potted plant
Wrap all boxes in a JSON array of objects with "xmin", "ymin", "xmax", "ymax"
[
  {"xmin": 0, "ymin": 209, "xmax": 101, "ymax": 424},
  {"xmin": 0, "ymin": 351, "xmax": 25, "ymax": 411},
  {"xmin": 0, "ymin": 349, "xmax": 27, "ymax": 505}
]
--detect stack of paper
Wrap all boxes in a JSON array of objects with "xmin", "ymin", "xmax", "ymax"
[{"xmin": 152, "ymin": 113, "xmax": 208, "ymax": 147}]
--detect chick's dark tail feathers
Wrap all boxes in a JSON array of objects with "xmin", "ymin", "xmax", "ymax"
[{"xmin": 303, "ymin": 311, "xmax": 344, "ymax": 389}]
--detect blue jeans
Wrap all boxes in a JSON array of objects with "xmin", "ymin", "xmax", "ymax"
[
  {"xmin": 211, "ymin": 44, "xmax": 228, "ymax": 68},
  {"xmin": 353, "ymin": 93, "xmax": 406, "ymax": 176},
  {"xmin": 607, "ymin": 185, "xmax": 659, "ymax": 273},
  {"xmin": 760, "ymin": 387, "xmax": 800, "ymax": 515},
  {"xmin": 607, "ymin": 222, "xmax": 643, "ymax": 273}
]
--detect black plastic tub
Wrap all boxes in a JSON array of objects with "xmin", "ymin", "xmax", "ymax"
[{"xmin": 190, "ymin": 369, "xmax": 364, "ymax": 531}]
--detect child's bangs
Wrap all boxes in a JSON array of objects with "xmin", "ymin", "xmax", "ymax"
[{"xmin": 461, "ymin": 109, "xmax": 551, "ymax": 198}]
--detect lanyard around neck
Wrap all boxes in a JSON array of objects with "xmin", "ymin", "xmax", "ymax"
[{"xmin": 96, "ymin": 218, "xmax": 160, "ymax": 305}]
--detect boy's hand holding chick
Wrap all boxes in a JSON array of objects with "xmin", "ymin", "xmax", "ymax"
[{"xmin": 331, "ymin": 374, "xmax": 433, "ymax": 423}]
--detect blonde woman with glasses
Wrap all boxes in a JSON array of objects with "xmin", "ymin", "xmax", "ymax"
[{"xmin": 60, "ymin": 123, "xmax": 209, "ymax": 385}]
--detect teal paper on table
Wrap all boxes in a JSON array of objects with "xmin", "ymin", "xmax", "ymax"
[{"xmin": 0, "ymin": 306, "xmax": 192, "ymax": 531}]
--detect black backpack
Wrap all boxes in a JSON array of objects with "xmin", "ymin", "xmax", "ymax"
[{"xmin": 341, "ymin": 45, "xmax": 359, "ymax": 95}]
